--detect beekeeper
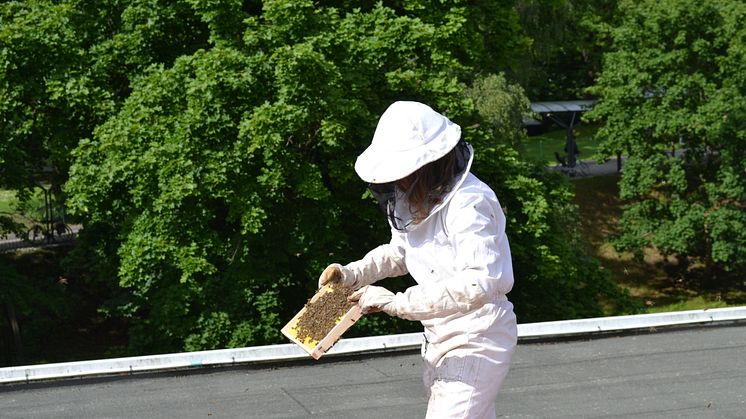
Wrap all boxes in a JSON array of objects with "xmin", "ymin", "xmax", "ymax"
[{"xmin": 319, "ymin": 101, "xmax": 517, "ymax": 419}]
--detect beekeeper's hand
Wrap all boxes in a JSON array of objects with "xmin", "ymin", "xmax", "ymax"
[
  {"xmin": 318, "ymin": 263, "xmax": 356, "ymax": 289},
  {"xmin": 349, "ymin": 285, "xmax": 397, "ymax": 316}
]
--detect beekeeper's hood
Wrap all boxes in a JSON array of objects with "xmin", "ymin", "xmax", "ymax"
[
  {"xmin": 356, "ymin": 101, "xmax": 473, "ymax": 232},
  {"xmin": 355, "ymin": 101, "xmax": 462, "ymax": 184}
]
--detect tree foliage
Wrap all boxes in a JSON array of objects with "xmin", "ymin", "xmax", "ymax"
[
  {"xmin": 513, "ymin": 0, "xmax": 617, "ymax": 100},
  {"xmin": 0, "ymin": 250, "xmax": 73, "ymax": 366},
  {"xmin": 465, "ymin": 74, "xmax": 633, "ymax": 321},
  {"xmin": 587, "ymin": 0, "xmax": 746, "ymax": 275},
  {"xmin": 3, "ymin": 0, "xmax": 631, "ymax": 356},
  {"xmin": 465, "ymin": 73, "xmax": 532, "ymax": 149},
  {"xmin": 0, "ymin": 0, "xmax": 209, "ymax": 229}
]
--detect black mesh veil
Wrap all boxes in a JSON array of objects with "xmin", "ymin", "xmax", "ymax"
[{"xmin": 367, "ymin": 140, "xmax": 470, "ymax": 231}]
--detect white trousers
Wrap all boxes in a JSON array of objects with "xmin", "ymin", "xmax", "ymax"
[{"xmin": 422, "ymin": 312, "xmax": 517, "ymax": 418}]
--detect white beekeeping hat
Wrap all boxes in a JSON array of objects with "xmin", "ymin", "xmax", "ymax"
[{"xmin": 354, "ymin": 101, "xmax": 462, "ymax": 183}]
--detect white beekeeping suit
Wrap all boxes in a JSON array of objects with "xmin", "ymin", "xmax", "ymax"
[{"xmin": 319, "ymin": 101, "xmax": 517, "ymax": 419}]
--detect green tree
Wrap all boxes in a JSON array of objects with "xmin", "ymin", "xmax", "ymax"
[
  {"xmin": 0, "ymin": 0, "xmax": 209, "ymax": 362},
  {"xmin": 587, "ymin": 0, "xmax": 746, "ymax": 277},
  {"xmin": 465, "ymin": 73, "xmax": 533, "ymax": 149},
  {"xmin": 63, "ymin": 0, "xmax": 526, "ymax": 353},
  {"xmin": 1, "ymin": 0, "xmax": 631, "ymax": 358},
  {"xmin": 465, "ymin": 73, "xmax": 633, "ymax": 321},
  {"xmin": 513, "ymin": 0, "xmax": 617, "ymax": 100},
  {"xmin": 0, "ymin": 0, "xmax": 208, "ymax": 231},
  {"xmin": 0, "ymin": 251, "xmax": 73, "ymax": 366}
]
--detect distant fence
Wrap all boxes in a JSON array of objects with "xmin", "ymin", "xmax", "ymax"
[{"xmin": 0, "ymin": 226, "xmax": 80, "ymax": 253}]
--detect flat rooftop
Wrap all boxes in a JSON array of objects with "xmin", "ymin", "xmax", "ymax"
[{"xmin": 2, "ymin": 322, "xmax": 745, "ymax": 418}]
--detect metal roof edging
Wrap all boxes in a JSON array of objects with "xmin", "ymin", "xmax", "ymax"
[{"xmin": 2, "ymin": 306, "xmax": 746, "ymax": 384}]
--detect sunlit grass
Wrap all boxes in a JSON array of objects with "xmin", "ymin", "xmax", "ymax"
[
  {"xmin": 646, "ymin": 296, "xmax": 731, "ymax": 313},
  {"xmin": 0, "ymin": 188, "xmax": 48, "ymax": 225},
  {"xmin": 0, "ymin": 189, "xmax": 17, "ymax": 213},
  {"xmin": 522, "ymin": 123, "xmax": 603, "ymax": 165}
]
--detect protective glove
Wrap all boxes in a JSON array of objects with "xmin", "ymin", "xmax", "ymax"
[
  {"xmin": 318, "ymin": 263, "xmax": 356, "ymax": 289},
  {"xmin": 348, "ymin": 285, "xmax": 397, "ymax": 316}
]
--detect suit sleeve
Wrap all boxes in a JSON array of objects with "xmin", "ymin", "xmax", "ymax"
[{"xmin": 344, "ymin": 238, "xmax": 409, "ymax": 289}]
